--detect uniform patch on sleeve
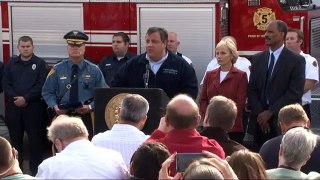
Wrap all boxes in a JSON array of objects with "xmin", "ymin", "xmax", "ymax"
[
  {"xmin": 47, "ymin": 69, "xmax": 55, "ymax": 78},
  {"xmin": 313, "ymin": 60, "xmax": 318, "ymax": 67}
]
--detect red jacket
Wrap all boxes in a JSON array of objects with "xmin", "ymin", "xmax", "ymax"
[
  {"xmin": 200, "ymin": 67, "xmax": 248, "ymax": 132},
  {"xmin": 147, "ymin": 129, "xmax": 225, "ymax": 175}
]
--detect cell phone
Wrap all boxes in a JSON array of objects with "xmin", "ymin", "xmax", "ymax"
[{"xmin": 176, "ymin": 153, "xmax": 203, "ymax": 172}]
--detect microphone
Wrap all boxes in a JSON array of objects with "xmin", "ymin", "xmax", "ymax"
[{"xmin": 144, "ymin": 63, "xmax": 150, "ymax": 88}]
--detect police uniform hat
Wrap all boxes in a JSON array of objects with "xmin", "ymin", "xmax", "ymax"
[{"xmin": 64, "ymin": 30, "xmax": 88, "ymax": 45}]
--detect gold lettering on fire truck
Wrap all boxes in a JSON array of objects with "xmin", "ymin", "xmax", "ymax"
[{"xmin": 253, "ymin": 7, "xmax": 276, "ymax": 31}]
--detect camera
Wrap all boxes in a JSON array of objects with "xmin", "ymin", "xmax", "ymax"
[{"xmin": 176, "ymin": 153, "xmax": 203, "ymax": 172}]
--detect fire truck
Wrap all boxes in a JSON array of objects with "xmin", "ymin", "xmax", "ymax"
[
  {"xmin": 1, "ymin": 0, "xmax": 320, "ymax": 122},
  {"xmin": 1, "ymin": 0, "xmax": 320, "ymax": 81}
]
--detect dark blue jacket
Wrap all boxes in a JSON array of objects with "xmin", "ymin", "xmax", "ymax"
[
  {"xmin": 3, "ymin": 54, "xmax": 48, "ymax": 102},
  {"xmin": 98, "ymin": 52, "xmax": 133, "ymax": 86},
  {"xmin": 111, "ymin": 51, "xmax": 198, "ymax": 99}
]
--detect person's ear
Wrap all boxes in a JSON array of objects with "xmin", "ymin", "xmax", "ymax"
[
  {"xmin": 54, "ymin": 139, "xmax": 63, "ymax": 152},
  {"xmin": 138, "ymin": 115, "xmax": 147, "ymax": 129},
  {"xmin": 306, "ymin": 120, "xmax": 311, "ymax": 128},
  {"xmin": 196, "ymin": 115, "xmax": 201, "ymax": 127},
  {"xmin": 279, "ymin": 144, "xmax": 283, "ymax": 157}
]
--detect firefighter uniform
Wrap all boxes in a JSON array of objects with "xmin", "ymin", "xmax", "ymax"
[
  {"xmin": 98, "ymin": 52, "xmax": 133, "ymax": 87},
  {"xmin": 111, "ymin": 51, "xmax": 198, "ymax": 99},
  {"xmin": 300, "ymin": 51, "xmax": 319, "ymax": 120},
  {"xmin": 42, "ymin": 30, "xmax": 107, "ymax": 138},
  {"xmin": 3, "ymin": 54, "xmax": 48, "ymax": 175}
]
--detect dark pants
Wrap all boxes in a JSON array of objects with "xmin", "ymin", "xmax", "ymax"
[
  {"xmin": 303, "ymin": 104, "xmax": 311, "ymax": 122},
  {"xmin": 253, "ymin": 116, "xmax": 280, "ymax": 152},
  {"xmin": 66, "ymin": 111, "xmax": 93, "ymax": 139},
  {"xmin": 6, "ymin": 101, "xmax": 47, "ymax": 176}
]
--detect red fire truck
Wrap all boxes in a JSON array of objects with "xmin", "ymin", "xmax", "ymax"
[{"xmin": 1, "ymin": 0, "xmax": 320, "ymax": 83}]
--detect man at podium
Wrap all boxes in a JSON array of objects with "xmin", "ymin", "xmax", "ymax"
[{"xmin": 111, "ymin": 27, "xmax": 198, "ymax": 99}]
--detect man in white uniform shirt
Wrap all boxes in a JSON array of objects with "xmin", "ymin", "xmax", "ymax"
[
  {"xmin": 92, "ymin": 94, "xmax": 149, "ymax": 167},
  {"xmin": 201, "ymin": 36, "xmax": 251, "ymax": 84},
  {"xmin": 286, "ymin": 28, "xmax": 319, "ymax": 120},
  {"xmin": 36, "ymin": 115, "xmax": 128, "ymax": 179},
  {"xmin": 167, "ymin": 32, "xmax": 193, "ymax": 65}
]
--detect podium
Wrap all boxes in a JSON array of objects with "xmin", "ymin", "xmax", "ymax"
[{"xmin": 94, "ymin": 88, "xmax": 169, "ymax": 135}]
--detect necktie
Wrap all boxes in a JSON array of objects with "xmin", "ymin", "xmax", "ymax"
[
  {"xmin": 265, "ymin": 53, "xmax": 275, "ymax": 104},
  {"xmin": 69, "ymin": 64, "xmax": 79, "ymax": 103}
]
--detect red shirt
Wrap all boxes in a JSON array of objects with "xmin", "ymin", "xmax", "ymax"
[{"xmin": 147, "ymin": 129, "xmax": 225, "ymax": 175}]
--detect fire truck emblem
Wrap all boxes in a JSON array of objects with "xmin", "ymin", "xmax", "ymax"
[{"xmin": 253, "ymin": 7, "xmax": 276, "ymax": 31}]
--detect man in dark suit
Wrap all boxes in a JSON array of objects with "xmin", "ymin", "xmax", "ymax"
[{"xmin": 246, "ymin": 20, "xmax": 305, "ymax": 150}]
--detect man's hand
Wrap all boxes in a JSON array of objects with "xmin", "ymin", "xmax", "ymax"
[
  {"xmin": 75, "ymin": 105, "xmax": 91, "ymax": 115},
  {"xmin": 54, "ymin": 105, "xmax": 67, "ymax": 115},
  {"xmin": 14, "ymin": 96, "xmax": 27, "ymax": 107},
  {"xmin": 158, "ymin": 152, "xmax": 182, "ymax": 180},
  {"xmin": 158, "ymin": 117, "xmax": 173, "ymax": 133},
  {"xmin": 257, "ymin": 110, "xmax": 272, "ymax": 134}
]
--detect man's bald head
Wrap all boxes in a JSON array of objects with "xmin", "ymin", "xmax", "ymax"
[
  {"xmin": 0, "ymin": 137, "xmax": 14, "ymax": 174},
  {"xmin": 165, "ymin": 94, "xmax": 200, "ymax": 129},
  {"xmin": 167, "ymin": 32, "xmax": 180, "ymax": 54}
]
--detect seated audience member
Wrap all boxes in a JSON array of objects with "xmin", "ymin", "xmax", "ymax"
[
  {"xmin": 147, "ymin": 94, "xmax": 225, "ymax": 175},
  {"xmin": 159, "ymin": 150, "xmax": 237, "ymax": 180},
  {"xmin": 92, "ymin": 94, "xmax": 149, "ymax": 167},
  {"xmin": 201, "ymin": 96, "xmax": 246, "ymax": 156},
  {"xmin": 227, "ymin": 149, "xmax": 268, "ymax": 179},
  {"xmin": 0, "ymin": 137, "xmax": 36, "ymax": 179},
  {"xmin": 36, "ymin": 115, "xmax": 129, "ymax": 179},
  {"xmin": 259, "ymin": 103, "xmax": 320, "ymax": 173},
  {"xmin": 266, "ymin": 127, "xmax": 318, "ymax": 179},
  {"xmin": 130, "ymin": 142, "xmax": 170, "ymax": 179}
]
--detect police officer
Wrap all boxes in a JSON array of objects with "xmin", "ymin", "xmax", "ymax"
[
  {"xmin": 98, "ymin": 32, "xmax": 134, "ymax": 86},
  {"xmin": 2, "ymin": 36, "xmax": 48, "ymax": 175},
  {"xmin": 111, "ymin": 27, "xmax": 198, "ymax": 99},
  {"xmin": 42, "ymin": 30, "xmax": 107, "ymax": 139}
]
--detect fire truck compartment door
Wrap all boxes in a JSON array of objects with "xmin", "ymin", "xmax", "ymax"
[
  {"xmin": 8, "ymin": 3, "xmax": 84, "ymax": 64},
  {"xmin": 137, "ymin": 4, "xmax": 216, "ymax": 85}
]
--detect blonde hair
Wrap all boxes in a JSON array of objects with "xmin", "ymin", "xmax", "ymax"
[
  {"xmin": 278, "ymin": 103, "xmax": 309, "ymax": 125},
  {"xmin": 216, "ymin": 39, "xmax": 239, "ymax": 64},
  {"xmin": 183, "ymin": 158, "xmax": 224, "ymax": 179},
  {"xmin": 47, "ymin": 115, "xmax": 88, "ymax": 142},
  {"xmin": 227, "ymin": 149, "xmax": 267, "ymax": 179}
]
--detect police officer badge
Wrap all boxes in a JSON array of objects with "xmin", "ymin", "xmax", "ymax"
[{"xmin": 32, "ymin": 64, "xmax": 36, "ymax": 70}]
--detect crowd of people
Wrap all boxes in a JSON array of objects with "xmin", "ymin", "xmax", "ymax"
[{"xmin": 0, "ymin": 19, "xmax": 319, "ymax": 179}]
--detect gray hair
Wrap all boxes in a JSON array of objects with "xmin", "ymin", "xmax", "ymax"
[
  {"xmin": 281, "ymin": 127, "xmax": 318, "ymax": 167},
  {"xmin": 47, "ymin": 115, "xmax": 88, "ymax": 142},
  {"xmin": 120, "ymin": 94, "xmax": 149, "ymax": 123}
]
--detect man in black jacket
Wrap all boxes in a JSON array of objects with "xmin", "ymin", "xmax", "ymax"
[
  {"xmin": 111, "ymin": 27, "xmax": 198, "ymax": 99},
  {"xmin": 2, "ymin": 36, "xmax": 48, "ymax": 175}
]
